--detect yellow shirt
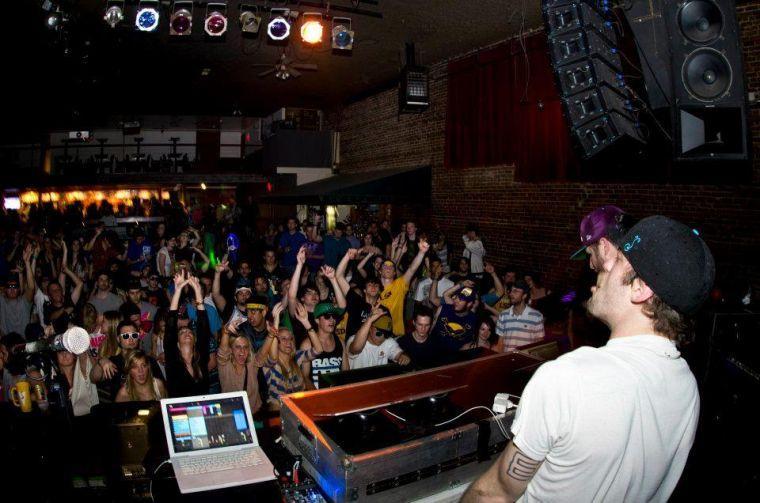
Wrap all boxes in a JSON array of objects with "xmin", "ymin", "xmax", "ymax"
[{"xmin": 379, "ymin": 277, "xmax": 409, "ymax": 337}]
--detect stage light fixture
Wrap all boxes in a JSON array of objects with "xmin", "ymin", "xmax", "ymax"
[
  {"xmin": 169, "ymin": 1, "xmax": 193, "ymax": 36},
  {"xmin": 204, "ymin": 3, "xmax": 228, "ymax": 37},
  {"xmin": 45, "ymin": 9, "xmax": 62, "ymax": 30},
  {"xmin": 267, "ymin": 8, "xmax": 291, "ymax": 41},
  {"xmin": 104, "ymin": 1, "xmax": 125, "ymax": 29},
  {"xmin": 331, "ymin": 17, "xmax": 354, "ymax": 51},
  {"xmin": 239, "ymin": 4, "xmax": 262, "ymax": 34},
  {"xmin": 135, "ymin": 0, "xmax": 160, "ymax": 32},
  {"xmin": 300, "ymin": 13, "xmax": 324, "ymax": 45}
]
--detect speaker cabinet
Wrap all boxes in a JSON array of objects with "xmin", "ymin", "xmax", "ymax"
[
  {"xmin": 665, "ymin": 0, "xmax": 749, "ymax": 161},
  {"xmin": 543, "ymin": 0, "xmax": 645, "ymax": 159}
]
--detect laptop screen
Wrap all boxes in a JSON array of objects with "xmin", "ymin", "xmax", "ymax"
[{"xmin": 165, "ymin": 395, "xmax": 254, "ymax": 453}]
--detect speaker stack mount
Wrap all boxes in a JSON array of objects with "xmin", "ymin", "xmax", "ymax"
[{"xmin": 542, "ymin": 0, "xmax": 646, "ymax": 159}]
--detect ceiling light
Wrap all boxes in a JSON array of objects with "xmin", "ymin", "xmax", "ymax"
[
  {"xmin": 170, "ymin": 1, "xmax": 192, "ymax": 36},
  {"xmin": 267, "ymin": 8, "xmax": 291, "ymax": 41},
  {"xmin": 104, "ymin": 1, "xmax": 124, "ymax": 29},
  {"xmin": 135, "ymin": 1, "xmax": 160, "ymax": 32},
  {"xmin": 331, "ymin": 17, "xmax": 354, "ymax": 51},
  {"xmin": 239, "ymin": 4, "xmax": 261, "ymax": 35},
  {"xmin": 300, "ymin": 13, "xmax": 324, "ymax": 45},
  {"xmin": 204, "ymin": 3, "xmax": 228, "ymax": 37}
]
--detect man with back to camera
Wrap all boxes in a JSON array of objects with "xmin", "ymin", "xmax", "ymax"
[{"xmin": 463, "ymin": 216, "xmax": 714, "ymax": 502}]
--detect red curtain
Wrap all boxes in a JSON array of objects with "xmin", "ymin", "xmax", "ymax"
[{"xmin": 445, "ymin": 33, "xmax": 579, "ymax": 180}]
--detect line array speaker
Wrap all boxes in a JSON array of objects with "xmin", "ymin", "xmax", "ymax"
[{"xmin": 543, "ymin": 0, "xmax": 645, "ymax": 159}]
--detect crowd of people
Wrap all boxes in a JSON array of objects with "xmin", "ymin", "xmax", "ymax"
[{"xmin": 1, "ymin": 200, "xmax": 556, "ymax": 418}]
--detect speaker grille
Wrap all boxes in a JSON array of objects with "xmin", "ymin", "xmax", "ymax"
[
  {"xmin": 682, "ymin": 48, "xmax": 732, "ymax": 101},
  {"xmin": 678, "ymin": 1, "xmax": 723, "ymax": 44}
]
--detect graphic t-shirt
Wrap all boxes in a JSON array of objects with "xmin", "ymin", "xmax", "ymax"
[
  {"xmin": 309, "ymin": 336, "xmax": 344, "ymax": 389},
  {"xmin": 432, "ymin": 304, "xmax": 478, "ymax": 353}
]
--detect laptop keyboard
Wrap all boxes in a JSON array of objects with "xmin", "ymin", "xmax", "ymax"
[{"xmin": 178, "ymin": 449, "xmax": 264, "ymax": 475}]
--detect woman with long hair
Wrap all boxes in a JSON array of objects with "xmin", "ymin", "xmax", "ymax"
[
  {"xmin": 465, "ymin": 317, "xmax": 500, "ymax": 351},
  {"xmin": 218, "ymin": 304, "xmax": 281, "ymax": 413},
  {"xmin": 115, "ymin": 350, "xmax": 167, "ymax": 402},
  {"xmin": 149, "ymin": 309, "xmax": 168, "ymax": 378},
  {"xmin": 165, "ymin": 272, "xmax": 210, "ymax": 397},
  {"xmin": 95, "ymin": 310, "xmax": 122, "ymax": 359},
  {"xmin": 263, "ymin": 304, "xmax": 323, "ymax": 411}
]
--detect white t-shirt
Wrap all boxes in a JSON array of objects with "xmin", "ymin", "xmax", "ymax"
[
  {"xmin": 511, "ymin": 335, "xmax": 699, "ymax": 503},
  {"xmin": 414, "ymin": 277, "xmax": 455, "ymax": 302},
  {"xmin": 347, "ymin": 335, "xmax": 403, "ymax": 369}
]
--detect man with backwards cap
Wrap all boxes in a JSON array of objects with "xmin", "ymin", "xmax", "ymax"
[
  {"xmin": 570, "ymin": 205, "xmax": 633, "ymax": 271},
  {"xmin": 464, "ymin": 216, "xmax": 714, "ymax": 502}
]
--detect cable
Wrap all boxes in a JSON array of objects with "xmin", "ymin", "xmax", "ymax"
[
  {"xmin": 434, "ymin": 406, "xmax": 511, "ymax": 440},
  {"xmin": 150, "ymin": 459, "xmax": 172, "ymax": 503},
  {"xmin": 383, "ymin": 409, "xmax": 408, "ymax": 422}
]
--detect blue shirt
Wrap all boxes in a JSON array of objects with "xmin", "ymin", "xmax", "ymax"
[
  {"xmin": 323, "ymin": 235, "xmax": 350, "ymax": 267},
  {"xmin": 279, "ymin": 231, "xmax": 307, "ymax": 267}
]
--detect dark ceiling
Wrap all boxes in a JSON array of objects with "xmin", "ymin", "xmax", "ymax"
[{"xmin": 3, "ymin": 1, "xmax": 541, "ymax": 139}]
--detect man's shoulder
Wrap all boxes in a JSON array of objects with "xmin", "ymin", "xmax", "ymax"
[{"xmin": 524, "ymin": 306, "xmax": 544, "ymax": 319}]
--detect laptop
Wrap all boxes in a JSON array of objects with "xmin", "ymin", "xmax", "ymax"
[{"xmin": 160, "ymin": 391, "xmax": 275, "ymax": 494}]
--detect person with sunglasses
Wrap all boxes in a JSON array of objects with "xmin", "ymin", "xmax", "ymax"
[
  {"xmin": 299, "ymin": 302, "xmax": 348, "ymax": 389},
  {"xmin": 90, "ymin": 320, "xmax": 162, "ymax": 403},
  {"xmin": 347, "ymin": 306, "xmax": 410, "ymax": 370}
]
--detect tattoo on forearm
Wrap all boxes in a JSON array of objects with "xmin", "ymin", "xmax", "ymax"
[{"xmin": 506, "ymin": 451, "xmax": 540, "ymax": 481}]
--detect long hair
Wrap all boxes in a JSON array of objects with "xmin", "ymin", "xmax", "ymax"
[
  {"xmin": 81, "ymin": 303, "xmax": 99, "ymax": 333},
  {"xmin": 98, "ymin": 310, "xmax": 122, "ymax": 359},
  {"xmin": 151, "ymin": 309, "xmax": 167, "ymax": 357},
  {"xmin": 124, "ymin": 350, "xmax": 163, "ymax": 401},
  {"xmin": 124, "ymin": 349, "xmax": 164, "ymax": 402},
  {"xmin": 228, "ymin": 333, "xmax": 252, "ymax": 364},
  {"xmin": 178, "ymin": 326, "xmax": 204, "ymax": 381}
]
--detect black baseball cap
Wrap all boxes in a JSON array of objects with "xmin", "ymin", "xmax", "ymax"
[{"xmin": 615, "ymin": 215, "xmax": 715, "ymax": 315}]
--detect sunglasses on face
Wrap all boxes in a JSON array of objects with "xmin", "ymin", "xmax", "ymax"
[
  {"xmin": 6, "ymin": 284, "xmax": 19, "ymax": 289},
  {"xmin": 320, "ymin": 313, "xmax": 339, "ymax": 320},
  {"xmin": 120, "ymin": 332, "xmax": 140, "ymax": 340}
]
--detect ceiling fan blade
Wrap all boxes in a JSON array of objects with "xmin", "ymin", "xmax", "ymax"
[
  {"xmin": 289, "ymin": 67, "xmax": 302, "ymax": 78},
  {"xmin": 292, "ymin": 63, "xmax": 318, "ymax": 71},
  {"xmin": 257, "ymin": 68, "xmax": 275, "ymax": 78}
]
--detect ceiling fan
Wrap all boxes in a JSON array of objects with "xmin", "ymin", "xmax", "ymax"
[{"xmin": 254, "ymin": 53, "xmax": 318, "ymax": 80}]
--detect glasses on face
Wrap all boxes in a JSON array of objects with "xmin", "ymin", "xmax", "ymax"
[
  {"xmin": 321, "ymin": 313, "xmax": 338, "ymax": 320},
  {"xmin": 6, "ymin": 284, "xmax": 19, "ymax": 290},
  {"xmin": 120, "ymin": 332, "xmax": 140, "ymax": 340}
]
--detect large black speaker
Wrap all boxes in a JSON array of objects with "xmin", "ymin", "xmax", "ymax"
[
  {"xmin": 543, "ymin": 0, "xmax": 646, "ymax": 159},
  {"xmin": 664, "ymin": 0, "xmax": 749, "ymax": 161}
]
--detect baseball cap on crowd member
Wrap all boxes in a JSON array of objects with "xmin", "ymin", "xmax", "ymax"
[
  {"xmin": 456, "ymin": 287, "xmax": 477, "ymax": 302},
  {"xmin": 372, "ymin": 315, "xmax": 393, "ymax": 336},
  {"xmin": 615, "ymin": 215, "xmax": 715, "ymax": 315},
  {"xmin": 313, "ymin": 302, "xmax": 345, "ymax": 319},
  {"xmin": 245, "ymin": 295, "xmax": 269, "ymax": 311},
  {"xmin": 235, "ymin": 277, "xmax": 253, "ymax": 294},
  {"xmin": 570, "ymin": 205, "xmax": 631, "ymax": 260}
]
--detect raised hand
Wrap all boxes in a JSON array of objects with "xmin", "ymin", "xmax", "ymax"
[
  {"xmin": 321, "ymin": 265, "xmax": 336, "ymax": 280},
  {"xmin": 369, "ymin": 305, "xmax": 386, "ymax": 321},
  {"xmin": 173, "ymin": 271, "xmax": 189, "ymax": 289},
  {"xmin": 346, "ymin": 248, "xmax": 359, "ymax": 260},
  {"xmin": 484, "ymin": 262, "xmax": 495, "ymax": 274},
  {"xmin": 22, "ymin": 243, "xmax": 33, "ymax": 263},
  {"xmin": 294, "ymin": 303, "xmax": 311, "ymax": 327},
  {"xmin": 215, "ymin": 260, "xmax": 229, "ymax": 273},
  {"xmin": 187, "ymin": 275, "xmax": 202, "ymax": 293},
  {"xmin": 271, "ymin": 303, "xmax": 284, "ymax": 329},
  {"xmin": 296, "ymin": 245, "xmax": 307, "ymax": 265},
  {"xmin": 418, "ymin": 239, "xmax": 430, "ymax": 254}
]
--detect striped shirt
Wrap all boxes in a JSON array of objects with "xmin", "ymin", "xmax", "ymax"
[
  {"xmin": 496, "ymin": 305, "xmax": 545, "ymax": 352},
  {"xmin": 263, "ymin": 348, "xmax": 320, "ymax": 402}
]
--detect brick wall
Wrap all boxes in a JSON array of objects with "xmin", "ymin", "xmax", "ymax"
[{"xmin": 327, "ymin": 3, "xmax": 760, "ymax": 293}]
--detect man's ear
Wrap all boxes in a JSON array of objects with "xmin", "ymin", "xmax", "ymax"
[{"xmin": 630, "ymin": 276, "xmax": 655, "ymax": 304}]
